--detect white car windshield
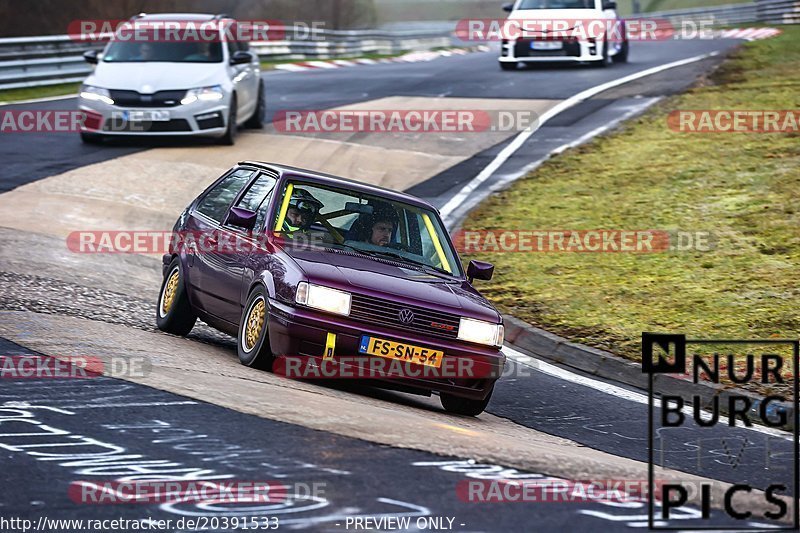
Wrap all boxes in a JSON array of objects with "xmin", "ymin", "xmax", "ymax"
[
  {"xmin": 517, "ymin": 0, "xmax": 595, "ymax": 8},
  {"xmin": 103, "ymin": 41, "xmax": 223, "ymax": 63}
]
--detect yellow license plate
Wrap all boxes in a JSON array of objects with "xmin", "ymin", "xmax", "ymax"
[{"xmin": 358, "ymin": 336, "xmax": 443, "ymax": 368}]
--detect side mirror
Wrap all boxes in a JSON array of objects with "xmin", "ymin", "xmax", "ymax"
[
  {"xmin": 83, "ymin": 50, "xmax": 98, "ymax": 64},
  {"xmin": 467, "ymin": 260, "xmax": 494, "ymax": 283},
  {"xmin": 225, "ymin": 207, "xmax": 258, "ymax": 230},
  {"xmin": 230, "ymin": 51, "xmax": 253, "ymax": 65},
  {"xmin": 502, "ymin": 3, "xmax": 514, "ymax": 12},
  {"xmin": 602, "ymin": 1, "xmax": 617, "ymax": 9}
]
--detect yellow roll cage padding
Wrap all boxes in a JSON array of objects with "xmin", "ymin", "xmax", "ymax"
[
  {"xmin": 421, "ymin": 213, "xmax": 452, "ymax": 274},
  {"xmin": 273, "ymin": 183, "xmax": 294, "ymax": 232}
]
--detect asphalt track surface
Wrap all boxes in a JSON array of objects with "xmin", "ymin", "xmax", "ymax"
[
  {"xmin": 4, "ymin": 39, "xmax": 734, "ymax": 193},
  {"xmin": 1, "ymin": 38, "xmax": 795, "ymax": 531},
  {"xmin": 0, "ymin": 339, "xmax": 770, "ymax": 532}
]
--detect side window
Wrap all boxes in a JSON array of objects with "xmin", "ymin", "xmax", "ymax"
[
  {"xmin": 234, "ymin": 172, "xmax": 277, "ymax": 229},
  {"xmin": 195, "ymin": 169, "xmax": 254, "ymax": 223}
]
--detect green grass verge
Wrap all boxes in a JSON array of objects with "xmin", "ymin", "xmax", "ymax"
[
  {"xmin": 463, "ymin": 26, "xmax": 800, "ymax": 362},
  {"xmin": 0, "ymin": 82, "xmax": 82, "ymax": 104}
]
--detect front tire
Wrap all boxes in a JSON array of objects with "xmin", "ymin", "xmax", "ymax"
[
  {"xmin": 613, "ymin": 40, "xmax": 629, "ymax": 63},
  {"xmin": 156, "ymin": 258, "xmax": 197, "ymax": 336},
  {"xmin": 219, "ymin": 96, "xmax": 237, "ymax": 145},
  {"xmin": 244, "ymin": 82, "xmax": 265, "ymax": 129},
  {"xmin": 440, "ymin": 387, "xmax": 494, "ymax": 416},
  {"xmin": 500, "ymin": 61, "xmax": 518, "ymax": 71},
  {"xmin": 237, "ymin": 285, "xmax": 274, "ymax": 370},
  {"xmin": 598, "ymin": 41, "xmax": 613, "ymax": 68},
  {"xmin": 80, "ymin": 131, "xmax": 104, "ymax": 144}
]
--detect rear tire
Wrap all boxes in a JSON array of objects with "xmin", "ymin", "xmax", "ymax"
[
  {"xmin": 440, "ymin": 387, "xmax": 493, "ymax": 416},
  {"xmin": 237, "ymin": 285, "xmax": 274, "ymax": 371},
  {"xmin": 156, "ymin": 258, "xmax": 197, "ymax": 336},
  {"xmin": 500, "ymin": 61, "xmax": 518, "ymax": 71},
  {"xmin": 244, "ymin": 82, "xmax": 265, "ymax": 129}
]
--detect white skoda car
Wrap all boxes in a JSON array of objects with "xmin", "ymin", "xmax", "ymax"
[{"xmin": 78, "ymin": 13, "xmax": 264, "ymax": 145}]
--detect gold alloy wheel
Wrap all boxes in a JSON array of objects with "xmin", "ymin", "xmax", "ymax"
[
  {"xmin": 160, "ymin": 268, "xmax": 180, "ymax": 317},
  {"xmin": 243, "ymin": 297, "xmax": 266, "ymax": 352}
]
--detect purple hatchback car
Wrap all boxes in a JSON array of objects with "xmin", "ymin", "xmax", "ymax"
[{"xmin": 157, "ymin": 162, "xmax": 505, "ymax": 415}]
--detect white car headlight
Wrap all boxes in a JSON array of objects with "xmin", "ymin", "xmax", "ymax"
[
  {"xmin": 181, "ymin": 85, "xmax": 224, "ymax": 105},
  {"xmin": 295, "ymin": 282, "xmax": 351, "ymax": 317},
  {"xmin": 457, "ymin": 317, "xmax": 504, "ymax": 347},
  {"xmin": 79, "ymin": 85, "xmax": 114, "ymax": 105}
]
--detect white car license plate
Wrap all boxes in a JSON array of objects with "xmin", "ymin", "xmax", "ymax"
[
  {"xmin": 531, "ymin": 41, "xmax": 563, "ymax": 51},
  {"xmin": 124, "ymin": 110, "xmax": 170, "ymax": 122}
]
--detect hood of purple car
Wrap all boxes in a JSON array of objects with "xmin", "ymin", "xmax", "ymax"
[{"xmin": 287, "ymin": 249, "xmax": 500, "ymax": 322}]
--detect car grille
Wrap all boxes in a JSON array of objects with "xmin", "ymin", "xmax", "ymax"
[
  {"xmin": 514, "ymin": 39, "xmax": 581, "ymax": 57},
  {"xmin": 349, "ymin": 294, "xmax": 461, "ymax": 340},
  {"xmin": 103, "ymin": 119, "xmax": 192, "ymax": 132},
  {"xmin": 109, "ymin": 90, "xmax": 186, "ymax": 108}
]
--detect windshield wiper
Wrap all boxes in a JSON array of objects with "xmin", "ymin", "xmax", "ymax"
[{"xmin": 333, "ymin": 244, "xmax": 455, "ymax": 279}]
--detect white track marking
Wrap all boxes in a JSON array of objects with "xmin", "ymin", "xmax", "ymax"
[
  {"xmin": 273, "ymin": 63, "xmax": 310, "ymax": 72},
  {"xmin": 440, "ymin": 50, "xmax": 721, "ymax": 221},
  {"xmin": 64, "ymin": 401, "xmax": 199, "ymax": 409},
  {"xmin": 503, "ymin": 345, "xmax": 793, "ymax": 439},
  {"xmin": 304, "ymin": 61, "xmax": 339, "ymax": 69}
]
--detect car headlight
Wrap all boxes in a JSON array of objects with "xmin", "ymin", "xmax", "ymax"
[
  {"xmin": 181, "ymin": 86, "xmax": 224, "ymax": 105},
  {"xmin": 295, "ymin": 282, "xmax": 351, "ymax": 317},
  {"xmin": 79, "ymin": 85, "xmax": 114, "ymax": 105},
  {"xmin": 457, "ymin": 317, "xmax": 504, "ymax": 347}
]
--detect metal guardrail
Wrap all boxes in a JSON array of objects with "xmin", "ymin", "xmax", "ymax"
[
  {"xmin": 0, "ymin": 27, "xmax": 454, "ymax": 90},
  {"xmin": 1, "ymin": 1, "xmax": 798, "ymax": 92}
]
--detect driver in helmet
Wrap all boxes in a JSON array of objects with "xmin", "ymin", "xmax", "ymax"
[{"xmin": 283, "ymin": 189, "xmax": 323, "ymax": 233}]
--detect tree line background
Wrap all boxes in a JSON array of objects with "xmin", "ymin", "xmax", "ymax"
[
  {"xmin": 0, "ymin": 0, "xmax": 505, "ymax": 37},
  {"xmin": 0, "ymin": 0, "xmax": 378, "ymax": 36}
]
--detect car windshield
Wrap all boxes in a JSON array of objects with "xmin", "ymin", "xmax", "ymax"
[
  {"xmin": 517, "ymin": 0, "xmax": 595, "ymax": 8},
  {"xmin": 103, "ymin": 40, "xmax": 223, "ymax": 63},
  {"xmin": 273, "ymin": 181, "xmax": 462, "ymax": 277}
]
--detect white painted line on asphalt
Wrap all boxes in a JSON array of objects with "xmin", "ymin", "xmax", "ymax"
[
  {"xmin": 551, "ymin": 97, "xmax": 662, "ymax": 155},
  {"xmin": 440, "ymin": 50, "xmax": 721, "ymax": 222},
  {"xmin": 442, "ymin": 97, "xmax": 663, "ymax": 227},
  {"xmin": 65, "ymin": 401, "xmax": 199, "ymax": 409},
  {"xmin": 503, "ymin": 345, "xmax": 793, "ymax": 440}
]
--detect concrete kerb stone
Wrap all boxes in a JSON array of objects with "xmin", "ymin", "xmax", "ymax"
[{"xmin": 503, "ymin": 314, "xmax": 796, "ymax": 431}]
